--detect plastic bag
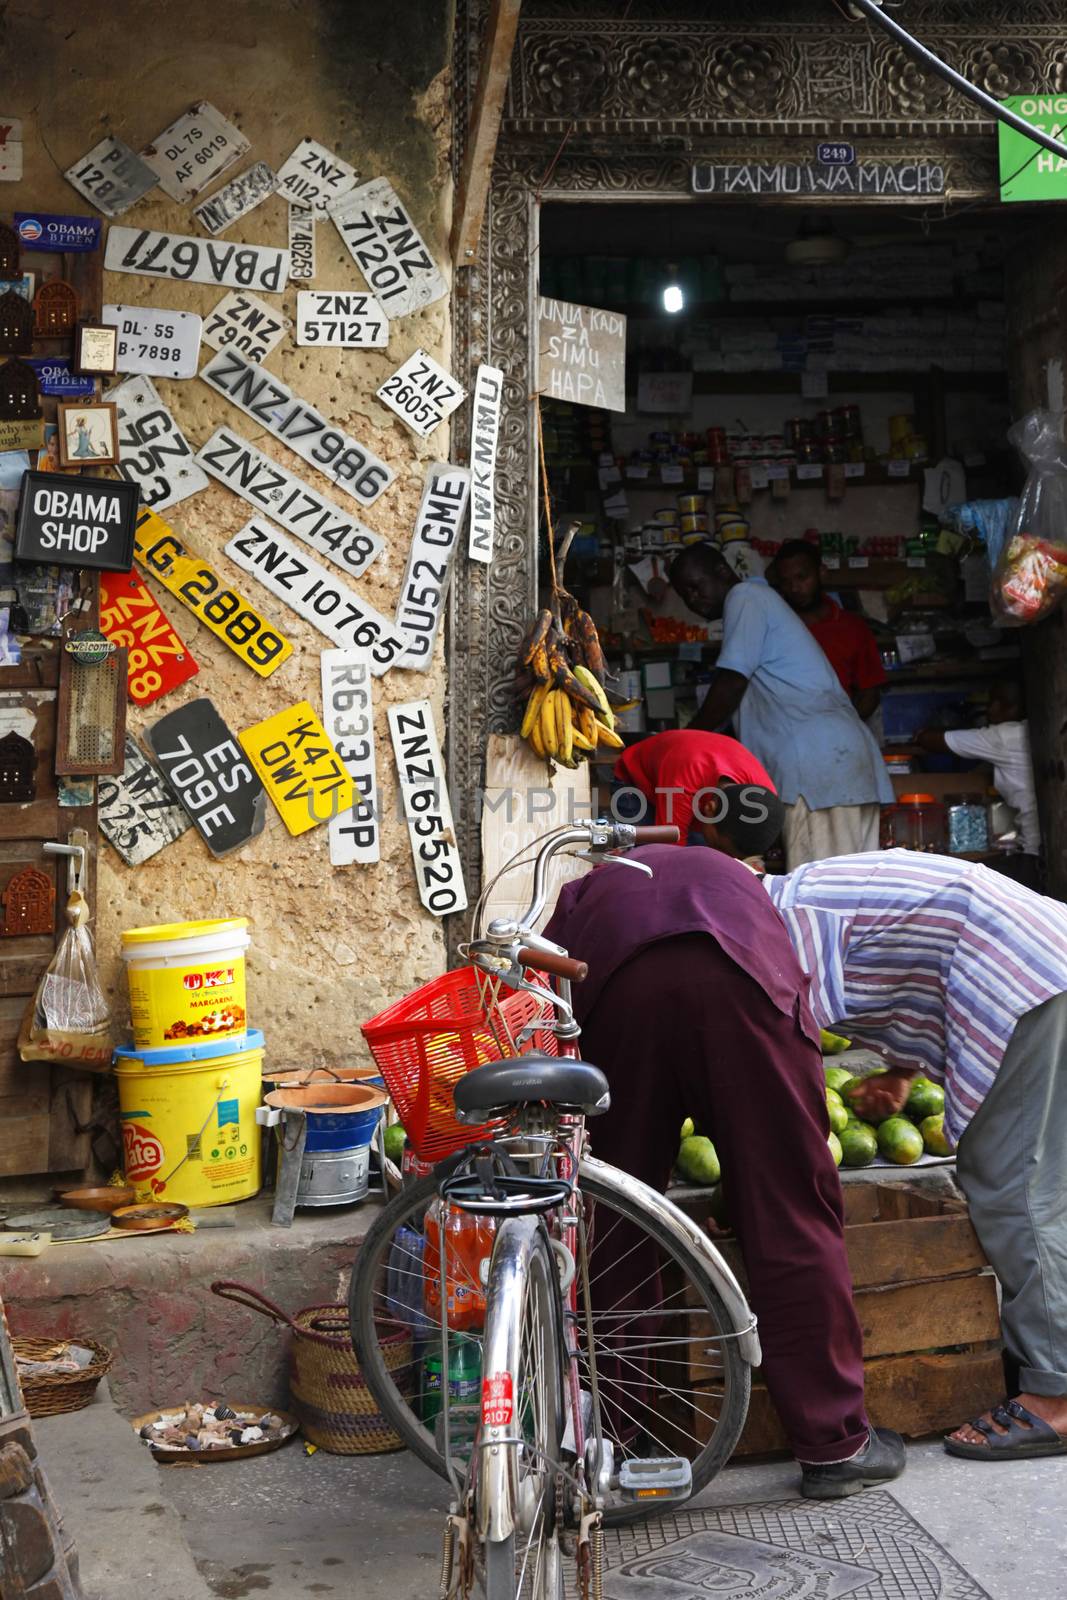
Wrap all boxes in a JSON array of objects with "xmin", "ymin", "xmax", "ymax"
[
  {"xmin": 992, "ymin": 411, "xmax": 1067, "ymax": 625},
  {"xmin": 946, "ymin": 498, "xmax": 1018, "ymax": 571},
  {"xmin": 18, "ymin": 889, "xmax": 111, "ymax": 1071}
]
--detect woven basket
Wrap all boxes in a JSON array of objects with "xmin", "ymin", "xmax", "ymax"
[
  {"xmin": 13, "ymin": 1337, "xmax": 113, "ymax": 1418},
  {"xmin": 211, "ymin": 1280, "xmax": 411, "ymax": 1455}
]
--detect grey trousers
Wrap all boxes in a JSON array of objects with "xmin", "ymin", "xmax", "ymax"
[{"xmin": 956, "ymin": 991, "xmax": 1067, "ymax": 1397}]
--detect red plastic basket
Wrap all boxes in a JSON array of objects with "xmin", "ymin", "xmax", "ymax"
[{"xmin": 361, "ymin": 966, "xmax": 561, "ymax": 1159}]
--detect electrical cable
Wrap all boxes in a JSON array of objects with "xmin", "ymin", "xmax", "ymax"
[{"xmin": 846, "ymin": 0, "xmax": 1067, "ymax": 161}]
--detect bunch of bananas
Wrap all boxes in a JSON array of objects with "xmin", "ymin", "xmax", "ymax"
[{"xmin": 516, "ymin": 602, "xmax": 623, "ymax": 768}]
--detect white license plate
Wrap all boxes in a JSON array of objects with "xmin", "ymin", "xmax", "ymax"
[
  {"xmin": 199, "ymin": 347, "xmax": 393, "ymax": 505},
  {"xmin": 107, "ymin": 374, "xmax": 210, "ymax": 511},
  {"xmin": 296, "ymin": 290, "xmax": 388, "ymax": 348},
  {"xmin": 224, "ymin": 517, "xmax": 410, "ymax": 673},
  {"xmin": 141, "ymin": 101, "xmax": 248, "ymax": 201},
  {"xmin": 468, "ymin": 365, "xmax": 504, "ymax": 563},
  {"xmin": 103, "ymin": 303, "xmax": 203, "ymax": 379},
  {"xmin": 329, "ymin": 177, "xmax": 447, "ymax": 319},
  {"xmin": 321, "ymin": 650, "xmax": 380, "ymax": 865},
  {"xmin": 376, "ymin": 348, "xmax": 466, "ymax": 438},
  {"xmin": 288, "ymin": 204, "xmax": 315, "ymax": 282},
  {"xmin": 64, "ymin": 135, "xmax": 158, "ymax": 216},
  {"xmin": 193, "ymin": 161, "xmax": 277, "ymax": 236},
  {"xmin": 105, "ymin": 226, "xmax": 288, "ymax": 294},
  {"xmin": 196, "ymin": 425, "xmax": 382, "ymax": 578},
  {"xmin": 201, "ymin": 290, "xmax": 290, "ymax": 365},
  {"xmin": 395, "ymin": 463, "xmax": 471, "ymax": 670},
  {"xmin": 388, "ymin": 700, "xmax": 467, "ymax": 917},
  {"xmin": 276, "ymin": 138, "xmax": 359, "ymax": 218}
]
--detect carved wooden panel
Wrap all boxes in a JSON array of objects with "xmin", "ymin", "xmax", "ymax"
[
  {"xmin": 0, "ymin": 358, "xmax": 41, "ymax": 421},
  {"xmin": 0, "ymin": 224, "xmax": 17, "ymax": 280},
  {"xmin": 1, "ymin": 866, "xmax": 54, "ymax": 937},
  {"xmin": 0, "ymin": 732, "xmax": 36, "ymax": 803},
  {"xmin": 33, "ymin": 281, "xmax": 78, "ymax": 338}
]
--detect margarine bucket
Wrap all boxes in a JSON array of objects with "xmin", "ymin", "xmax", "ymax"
[
  {"xmin": 114, "ymin": 1030, "xmax": 264, "ymax": 1207},
  {"xmin": 121, "ymin": 918, "xmax": 250, "ymax": 1050}
]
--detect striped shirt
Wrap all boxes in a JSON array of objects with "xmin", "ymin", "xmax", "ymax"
[{"xmin": 763, "ymin": 850, "xmax": 1067, "ymax": 1146}]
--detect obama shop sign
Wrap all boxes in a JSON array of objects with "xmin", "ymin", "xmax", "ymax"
[{"xmin": 15, "ymin": 472, "xmax": 139, "ymax": 571}]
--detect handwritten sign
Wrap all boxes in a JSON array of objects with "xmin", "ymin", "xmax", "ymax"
[
  {"xmin": 537, "ymin": 298, "xmax": 626, "ymax": 413},
  {"xmin": 98, "ymin": 736, "xmax": 192, "ymax": 866},
  {"xmin": 468, "ymin": 365, "xmax": 503, "ymax": 564},
  {"xmin": 0, "ymin": 117, "xmax": 23, "ymax": 183},
  {"xmin": 239, "ymin": 700, "xmax": 353, "ymax": 837},
  {"xmin": 145, "ymin": 698, "xmax": 266, "ymax": 858},
  {"xmin": 395, "ymin": 463, "xmax": 472, "ymax": 670},
  {"xmin": 388, "ymin": 699, "xmax": 467, "ymax": 917},
  {"xmin": 637, "ymin": 371, "xmax": 693, "ymax": 415},
  {"xmin": 321, "ymin": 650, "xmax": 380, "ymax": 865}
]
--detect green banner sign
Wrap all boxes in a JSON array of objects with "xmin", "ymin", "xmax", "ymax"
[{"xmin": 998, "ymin": 95, "xmax": 1067, "ymax": 202}]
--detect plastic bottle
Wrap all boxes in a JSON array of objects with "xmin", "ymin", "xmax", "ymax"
[
  {"xmin": 421, "ymin": 1336, "xmax": 482, "ymax": 1427},
  {"xmin": 423, "ymin": 1202, "xmax": 496, "ymax": 1332},
  {"xmin": 386, "ymin": 1223, "xmax": 435, "ymax": 1341}
]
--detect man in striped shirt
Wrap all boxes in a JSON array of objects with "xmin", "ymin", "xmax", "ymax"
[{"xmin": 764, "ymin": 850, "xmax": 1067, "ymax": 1462}]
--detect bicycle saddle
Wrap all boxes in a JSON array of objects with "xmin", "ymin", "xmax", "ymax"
[{"xmin": 453, "ymin": 1055, "xmax": 610, "ymax": 1119}]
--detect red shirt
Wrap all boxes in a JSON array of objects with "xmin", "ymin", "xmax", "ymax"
[
  {"xmin": 614, "ymin": 731, "xmax": 775, "ymax": 843},
  {"xmin": 804, "ymin": 599, "xmax": 887, "ymax": 696}
]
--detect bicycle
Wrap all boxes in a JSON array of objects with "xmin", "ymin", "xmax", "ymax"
[{"xmin": 350, "ymin": 819, "xmax": 760, "ymax": 1598}]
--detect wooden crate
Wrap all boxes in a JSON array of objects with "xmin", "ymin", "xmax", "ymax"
[{"xmin": 680, "ymin": 1180, "xmax": 1002, "ymax": 1454}]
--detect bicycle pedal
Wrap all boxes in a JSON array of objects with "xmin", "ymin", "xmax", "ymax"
[{"xmin": 618, "ymin": 1457, "xmax": 693, "ymax": 1503}]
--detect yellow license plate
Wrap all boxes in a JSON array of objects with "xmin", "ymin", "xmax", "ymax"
[
  {"xmin": 239, "ymin": 700, "xmax": 354, "ymax": 836},
  {"xmin": 133, "ymin": 507, "xmax": 293, "ymax": 678}
]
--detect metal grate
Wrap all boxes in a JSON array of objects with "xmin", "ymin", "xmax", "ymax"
[
  {"xmin": 56, "ymin": 647, "xmax": 127, "ymax": 776},
  {"xmin": 572, "ymin": 1493, "xmax": 992, "ymax": 1600}
]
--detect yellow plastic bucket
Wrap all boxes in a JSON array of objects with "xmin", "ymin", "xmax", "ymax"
[
  {"xmin": 113, "ymin": 1030, "xmax": 264, "ymax": 1207},
  {"xmin": 121, "ymin": 918, "xmax": 251, "ymax": 1050}
]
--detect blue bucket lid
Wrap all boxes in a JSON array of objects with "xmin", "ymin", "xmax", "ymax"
[{"xmin": 113, "ymin": 1028, "xmax": 264, "ymax": 1067}]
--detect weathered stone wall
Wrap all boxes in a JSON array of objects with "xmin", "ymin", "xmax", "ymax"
[{"xmin": 5, "ymin": 0, "xmax": 455, "ymax": 1064}]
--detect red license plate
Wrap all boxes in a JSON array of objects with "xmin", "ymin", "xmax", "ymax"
[{"xmin": 100, "ymin": 568, "xmax": 199, "ymax": 705}]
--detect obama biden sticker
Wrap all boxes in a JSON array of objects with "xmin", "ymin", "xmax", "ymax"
[{"xmin": 15, "ymin": 472, "xmax": 139, "ymax": 571}]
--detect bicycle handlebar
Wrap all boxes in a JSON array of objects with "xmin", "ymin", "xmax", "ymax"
[
  {"xmin": 632, "ymin": 825, "xmax": 680, "ymax": 845},
  {"xmin": 518, "ymin": 945, "xmax": 588, "ymax": 983}
]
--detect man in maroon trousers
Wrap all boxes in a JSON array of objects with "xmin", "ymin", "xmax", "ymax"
[{"xmin": 544, "ymin": 844, "xmax": 905, "ymax": 1499}]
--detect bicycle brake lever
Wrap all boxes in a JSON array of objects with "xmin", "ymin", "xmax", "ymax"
[{"xmin": 575, "ymin": 850, "xmax": 653, "ymax": 879}]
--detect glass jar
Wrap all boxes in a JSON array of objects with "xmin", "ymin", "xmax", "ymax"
[
  {"xmin": 889, "ymin": 793, "xmax": 946, "ymax": 853},
  {"xmin": 946, "ymin": 795, "xmax": 990, "ymax": 856}
]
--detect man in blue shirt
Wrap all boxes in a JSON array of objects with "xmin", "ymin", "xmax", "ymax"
[{"xmin": 671, "ymin": 543, "xmax": 892, "ymax": 867}]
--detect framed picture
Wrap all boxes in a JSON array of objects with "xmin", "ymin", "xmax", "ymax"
[
  {"xmin": 57, "ymin": 402, "xmax": 118, "ymax": 467},
  {"xmin": 74, "ymin": 320, "xmax": 118, "ymax": 377}
]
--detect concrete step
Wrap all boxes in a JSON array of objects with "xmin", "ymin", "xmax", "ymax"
[{"xmin": 32, "ymin": 1379, "xmax": 214, "ymax": 1600}]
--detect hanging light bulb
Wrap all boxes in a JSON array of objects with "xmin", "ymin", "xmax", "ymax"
[{"xmin": 662, "ymin": 263, "xmax": 684, "ymax": 314}]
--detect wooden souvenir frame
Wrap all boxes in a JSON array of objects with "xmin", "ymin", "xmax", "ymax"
[
  {"xmin": 73, "ymin": 319, "xmax": 118, "ymax": 376},
  {"xmin": 56, "ymin": 400, "xmax": 118, "ymax": 466}
]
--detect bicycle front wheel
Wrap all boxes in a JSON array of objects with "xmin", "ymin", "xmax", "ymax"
[{"xmin": 348, "ymin": 1166, "xmax": 750, "ymax": 1525}]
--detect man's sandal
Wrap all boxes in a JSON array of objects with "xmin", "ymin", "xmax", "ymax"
[{"xmin": 944, "ymin": 1398, "xmax": 1067, "ymax": 1461}]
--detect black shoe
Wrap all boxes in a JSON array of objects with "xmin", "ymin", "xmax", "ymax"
[{"xmin": 800, "ymin": 1427, "xmax": 906, "ymax": 1500}]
